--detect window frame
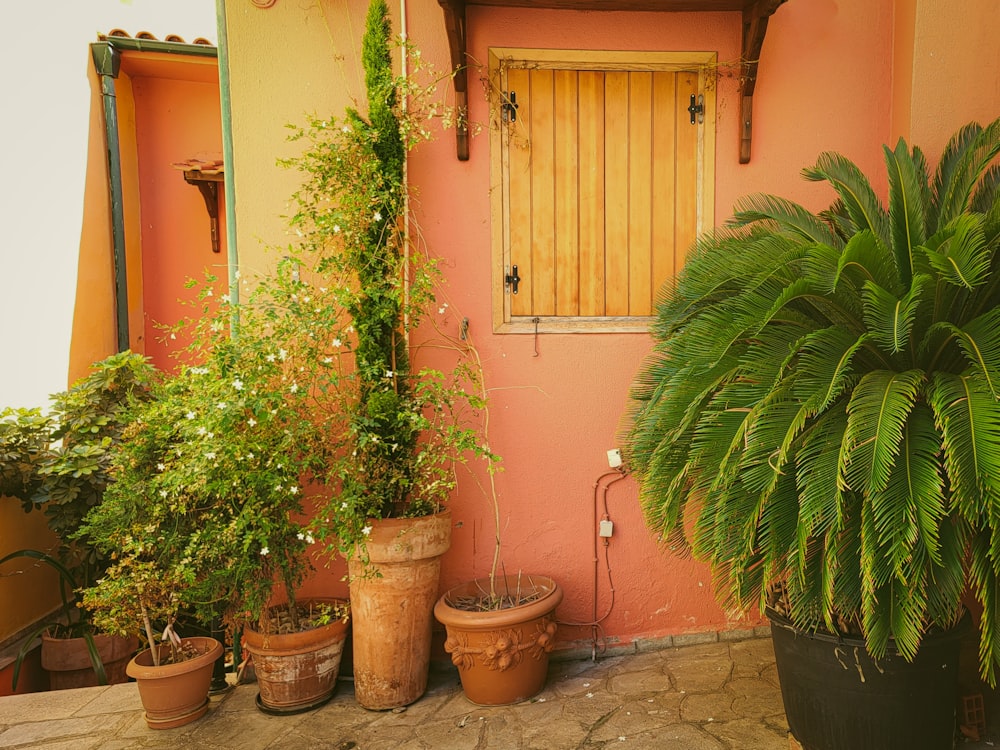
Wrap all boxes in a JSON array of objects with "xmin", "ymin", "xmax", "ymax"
[{"xmin": 488, "ymin": 47, "xmax": 717, "ymax": 334}]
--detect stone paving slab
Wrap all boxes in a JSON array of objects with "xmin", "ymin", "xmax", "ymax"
[{"xmin": 0, "ymin": 635, "xmax": 807, "ymax": 749}]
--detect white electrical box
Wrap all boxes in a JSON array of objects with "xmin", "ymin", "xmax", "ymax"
[
  {"xmin": 607, "ymin": 448, "xmax": 622, "ymax": 468},
  {"xmin": 599, "ymin": 519, "xmax": 614, "ymax": 537}
]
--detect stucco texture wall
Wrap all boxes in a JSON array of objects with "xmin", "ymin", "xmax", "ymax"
[{"xmin": 224, "ymin": 0, "xmax": 993, "ymax": 649}]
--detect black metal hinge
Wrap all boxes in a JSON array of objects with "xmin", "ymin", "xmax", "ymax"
[
  {"xmin": 505, "ymin": 265, "xmax": 520, "ymax": 294},
  {"xmin": 688, "ymin": 94, "xmax": 704, "ymax": 125}
]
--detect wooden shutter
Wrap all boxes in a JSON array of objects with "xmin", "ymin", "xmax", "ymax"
[{"xmin": 492, "ymin": 50, "xmax": 714, "ymax": 333}]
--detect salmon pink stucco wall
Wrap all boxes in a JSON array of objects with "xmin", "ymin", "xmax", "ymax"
[{"xmin": 224, "ymin": 0, "xmax": 992, "ymax": 650}]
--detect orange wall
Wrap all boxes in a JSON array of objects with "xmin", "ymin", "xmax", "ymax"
[
  {"xmin": 129, "ymin": 71, "xmax": 224, "ymax": 370},
  {"xmin": 225, "ymin": 0, "xmax": 990, "ymax": 648}
]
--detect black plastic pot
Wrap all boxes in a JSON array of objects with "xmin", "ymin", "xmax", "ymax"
[{"xmin": 768, "ymin": 609, "xmax": 965, "ymax": 750}]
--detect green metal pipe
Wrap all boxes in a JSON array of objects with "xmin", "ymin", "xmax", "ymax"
[
  {"xmin": 216, "ymin": 0, "xmax": 241, "ymax": 318},
  {"xmin": 90, "ymin": 42, "xmax": 129, "ymax": 353}
]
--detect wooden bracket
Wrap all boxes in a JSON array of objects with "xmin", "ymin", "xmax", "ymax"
[
  {"xmin": 182, "ymin": 171, "xmax": 224, "ymax": 253},
  {"xmin": 438, "ymin": 0, "xmax": 470, "ymax": 161},
  {"xmin": 739, "ymin": 0, "xmax": 787, "ymax": 163}
]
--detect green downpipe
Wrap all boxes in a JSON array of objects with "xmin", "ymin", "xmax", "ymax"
[
  {"xmin": 215, "ymin": 0, "xmax": 242, "ymax": 674},
  {"xmin": 90, "ymin": 42, "xmax": 129, "ymax": 353},
  {"xmin": 216, "ymin": 0, "xmax": 240, "ymax": 316}
]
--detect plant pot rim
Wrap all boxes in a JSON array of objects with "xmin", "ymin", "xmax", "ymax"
[
  {"xmin": 126, "ymin": 636, "xmax": 222, "ymax": 681},
  {"xmin": 435, "ymin": 574, "xmax": 563, "ymax": 629},
  {"xmin": 244, "ymin": 597, "xmax": 350, "ymax": 652},
  {"xmin": 765, "ymin": 607, "xmax": 969, "ymax": 650}
]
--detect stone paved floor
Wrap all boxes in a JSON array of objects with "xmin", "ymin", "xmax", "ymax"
[
  {"xmin": 0, "ymin": 636, "xmax": 790, "ymax": 750},
  {"xmin": 1, "ymin": 634, "xmax": 995, "ymax": 749}
]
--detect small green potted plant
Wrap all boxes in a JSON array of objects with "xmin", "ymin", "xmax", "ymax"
[
  {"xmin": 78, "ymin": 291, "xmax": 350, "ymax": 716},
  {"xmin": 622, "ymin": 118, "xmax": 1000, "ymax": 750},
  {"xmin": 0, "ymin": 351, "xmax": 156, "ymax": 690}
]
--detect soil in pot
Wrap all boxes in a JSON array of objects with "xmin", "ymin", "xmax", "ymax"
[
  {"xmin": 126, "ymin": 636, "xmax": 222, "ymax": 729},
  {"xmin": 434, "ymin": 573, "xmax": 563, "ymax": 706},
  {"xmin": 768, "ymin": 609, "xmax": 966, "ymax": 750},
  {"xmin": 243, "ymin": 599, "xmax": 350, "ymax": 714}
]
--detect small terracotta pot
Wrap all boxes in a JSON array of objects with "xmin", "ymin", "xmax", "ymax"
[
  {"xmin": 41, "ymin": 632, "xmax": 138, "ymax": 690},
  {"xmin": 348, "ymin": 510, "xmax": 451, "ymax": 709},
  {"xmin": 243, "ymin": 599, "xmax": 350, "ymax": 714},
  {"xmin": 434, "ymin": 574, "xmax": 563, "ymax": 706},
  {"xmin": 126, "ymin": 636, "xmax": 222, "ymax": 729}
]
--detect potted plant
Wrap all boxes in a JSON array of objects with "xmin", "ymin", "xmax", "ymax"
[
  {"xmin": 0, "ymin": 351, "xmax": 155, "ymax": 690},
  {"xmin": 621, "ymin": 118, "xmax": 1000, "ymax": 750},
  {"xmin": 77, "ymin": 293, "xmax": 351, "ymax": 716},
  {"xmin": 268, "ymin": 0, "xmax": 495, "ymax": 711}
]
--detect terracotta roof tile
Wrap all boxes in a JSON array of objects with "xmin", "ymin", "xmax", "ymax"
[{"xmin": 100, "ymin": 29, "xmax": 214, "ymax": 46}]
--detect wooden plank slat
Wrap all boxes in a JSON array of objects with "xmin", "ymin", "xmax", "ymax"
[
  {"xmin": 553, "ymin": 69, "xmax": 580, "ymax": 316},
  {"xmin": 673, "ymin": 71, "xmax": 699, "ymax": 271},
  {"xmin": 627, "ymin": 71, "xmax": 653, "ymax": 316},
  {"xmin": 506, "ymin": 66, "xmax": 533, "ymax": 317},
  {"xmin": 529, "ymin": 68, "xmax": 557, "ymax": 316},
  {"xmin": 604, "ymin": 71, "xmax": 630, "ymax": 317},
  {"xmin": 651, "ymin": 71, "xmax": 678, "ymax": 297},
  {"xmin": 578, "ymin": 70, "xmax": 605, "ymax": 317}
]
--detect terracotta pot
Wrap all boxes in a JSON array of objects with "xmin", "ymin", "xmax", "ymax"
[
  {"xmin": 41, "ymin": 632, "xmax": 138, "ymax": 690},
  {"xmin": 348, "ymin": 509, "xmax": 451, "ymax": 709},
  {"xmin": 126, "ymin": 636, "xmax": 222, "ymax": 729},
  {"xmin": 434, "ymin": 574, "xmax": 563, "ymax": 706},
  {"xmin": 243, "ymin": 598, "xmax": 350, "ymax": 714}
]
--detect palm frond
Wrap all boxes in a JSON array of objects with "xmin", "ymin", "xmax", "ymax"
[
  {"xmin": 884, "ymin": 138, "xmax": 928, "ymax": 284},
  {"xmin": 729, "ymin": 193, "xmax": 841, "ymax": 247},
  {"xmin": 841, "ymin": 369, "xmax": 923, "ymax": 497},
  {"xmin": 928, "ymin": 372, "xmax": 1000, "ymax": 521},
  {"xmin": 937, "ymin": 117, "xmax": 1000, "ymax": 228},
  {"xmin": 804, "ymin": 151, "xmax": 889, "ymax": 246},
  {"xmin": 834, "ymin": 230, "xmax": 903, "ymax": 297},
  {"xmin": 923, "ymin": 213, "xmax": 991, "ymax": 291},
  {"xmin": 860, "ymin": 275, "xmax": 927, "ymax": 355}
]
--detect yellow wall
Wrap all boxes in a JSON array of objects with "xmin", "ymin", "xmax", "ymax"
[
  {"xmin": 907, "ymin": 0, "xmax": 1000, "ymax": 156},
  {"xmin": 0, "ymin": 501, "xmax": 61, "ymax": 648}
]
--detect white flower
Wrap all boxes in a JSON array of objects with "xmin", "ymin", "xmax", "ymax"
[
  {"xmin": 297, "ymin": 532, "xmax": 305, "ymax": 540},
  {"xmin": 260, "ymin": 546, "xmax": 269, "ymax": 556},
  {"xmin": 205, "ymin": 452, "xmax": 217, "ymax": 460},
  {"xmin": 362, "ymin": 525, "xmax": 373, "ymax": 537},
  {"xmin": 385, "ymin": 370, "xmax": 394, "ymax": 378},
  {"xmin": 275, "ymin": 484, "xmax": 283, "ymax": 492},
  {"xmin": 332, "ymin": 338, "xmax": 342, "ymax": 348},
  {"xmin": 217, "ymin": 402, "xmax": 227, "ymax": 410},
  {"xmin": 159, "ymin": 489, "xmax": 168, "ymax": 498},
  {"xmin": 157, "ymin": 462, "xmax": 166, "ymax": 471},
  {"xmin": 266, "ymin": 353, "xmax": 276, "ymax": 362},
  {"xmin": 206, "ymin": 289, "xmax": 214, "ymax": 297},
  {"xmin": 373, "ymin": 211, "xmax": 383, "ymax": 222},
  {"xmin": 323, "ymin": 357, "xmax": 333, "ymax": 364},
  {"xmin": 438, "ymin": 307, "xmax": 446, "ymax": 314},
  {"xmin": 279, "ymin": 348, "xmax": 288, "ymax": 361},
  {"xmin": 247, "ymin": 452, "xmax": 255, "ymax": 460},
  {"xmin": 342, "ymin": 124, "xmax": 350, "ymax": 133},
  {"xmin": 333, "ymin": 224, "xmax": 341, "ymax": 234},
  {"xmin": 247, "ymin": 418, "xmax": 257, "ymax": 427},
  {"xmin": 233, "ymin": 379, "xmax": 244, "ymax": 390},
  {"xmin": 289, "ymin": 486, "xmax": 299, "ymax": 495},
  {"xmin": 306, "ymin": 534, "xmax": 314, "ymax": 544},
  {"xmin": 234, "ymin": 269, "xmax": 241, "ymax": 279},
  {"xmin": 340, "ymin": 502, "xmax": 348, "ymax": 510},
  {"xmin": 289, "ymin": 383, "xmax": 299, "ymax": 393},
  {"xmin": 170, "ymin": 333, "xmax": 177, "ymax": 340},
  {"xmin": 197, "ymin": 426, "xmax": 207, "ymax": 435}
]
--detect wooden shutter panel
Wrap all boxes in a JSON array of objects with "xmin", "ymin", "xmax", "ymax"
[{"xmin": 496, "ymin": 52, "xmax": 710, "ymax": 331}]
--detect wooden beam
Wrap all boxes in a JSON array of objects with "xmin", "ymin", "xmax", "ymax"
[
  {"xmin": 739, "ymin": 0, "xmax": 787, "ymax": 163},
  {"xmin": 438, "ymin": 0, "xmax": 470, "ymax": 160}
]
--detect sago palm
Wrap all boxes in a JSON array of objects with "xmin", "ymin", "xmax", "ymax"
[{"xmin": 623, "ymin": 118, "xmax": 1000, "ymax": 681}]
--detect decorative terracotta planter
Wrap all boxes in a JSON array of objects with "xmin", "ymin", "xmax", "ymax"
[
  {"xmin": 243, "ymin": 599, "xmax": 350, "ymax": 714},
  {"xmin": 434, "ymin": 574, "xmax": 562, "ymax": 706},
  {"xmin": 348, "ymin": 509, "xmax": 451, "ymax": 709},
  {"xmin": 126, "ymin": 636, "xmax": 222, "ymax": 729},
  {"xmin": 41, "ymin": 632, "xmax": 138, "ymax": 690}
]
